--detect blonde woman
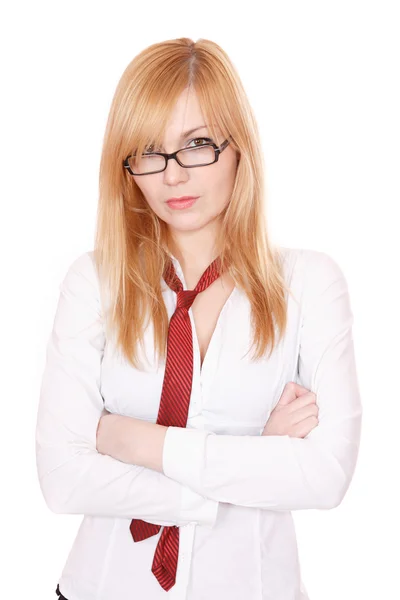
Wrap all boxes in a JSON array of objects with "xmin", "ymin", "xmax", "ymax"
[{"xmin": 36, "ymin": 37, "xmax": 362, "ymax": 600}]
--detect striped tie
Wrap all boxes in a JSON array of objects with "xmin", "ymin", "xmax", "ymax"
[{"xmin": 129, "ymin": 254, "xmax": 222, "ymax": 591}]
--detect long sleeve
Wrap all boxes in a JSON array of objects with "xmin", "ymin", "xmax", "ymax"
[
  {"xmin": 35, "ymin": 252, "xmax": 219, "ymax": 527},
  {"xmin": 162, "ymin": 249, "xmax": 363, "ymax": 511}
]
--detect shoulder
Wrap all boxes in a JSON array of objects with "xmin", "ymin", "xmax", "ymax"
[
  {"xmin": 277, "ymin": 245, "xmax": 347, "ymax": 282},
  {"xmin": 63, "ymin": 249, "xmax": 96, "ymax": 275},
  {"xmin": 59, "ymin": 250, "xmax": 101, "ymax": 306},
  {"xmin": 61, "ymin": 250, "xmax": 98, "ymax": 285},
  {"xmin": 299, "ymin": 247, "xmax": 348, "ymax": 294},
  {"xmin": 276, "ymin": 246, "xmax": 349, "ymax": 311},
  {"xmin": 53, "ymin": 250, "xmax": 104, "ymax": 339}
]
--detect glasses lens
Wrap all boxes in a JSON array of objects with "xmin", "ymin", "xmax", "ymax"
[
  {"xmin": 127, "ymin": 144, "xmax": 216, "ymax": 174},
  {"xmin": 128, "ymin": 153, "xmax": 166, "ymax": 174},
  {"xmin": 177, "ymin": 145, "xmax": 215, "ymax": 167}
]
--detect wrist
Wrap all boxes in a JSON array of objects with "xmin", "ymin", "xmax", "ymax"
[
  {"xmin": 96, "ymin": 413, "xmax": 133, "ymax": 462},
  {"xmin": 97, "ymin": 413, "xmax": 168, "ymax": 473},
  {"xmin": 134, "ymin": 420, "xmax": 169, "ymax": 473}
]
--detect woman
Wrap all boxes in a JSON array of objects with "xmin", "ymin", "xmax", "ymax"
[{"xmin": 36, "ymin": 37, "xmax": 362, "ymax": 600}]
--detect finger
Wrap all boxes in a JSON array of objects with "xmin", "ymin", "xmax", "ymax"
[
  {"xmin": 289, "ymin": 403, "xmax": 319, "ymax": 425},
  {"xmin": 277, "ymin": 382, "xmax": 310, "ymax": 406},
  {"xmin": 286, "ymin": 391, "xmax": 317, "ymax": 413},
  {"xmin": 291, "ymin": 416, "xmax": 319, "ymax": 438}
]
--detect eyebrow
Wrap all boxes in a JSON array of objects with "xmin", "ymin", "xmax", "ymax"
[
  {"xmin": 146, "ymin": 125, "xmax": 212, "ymax": 151},
  {"xmin": 179, "ymin": 125, "xmax": 209, "ymax": 138}
]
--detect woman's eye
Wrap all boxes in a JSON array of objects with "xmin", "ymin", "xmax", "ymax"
[
  {"xmin": 144, "ymin": 142, "xmax": 163, "ymax": 153},
  {"xmin": 187, "ymin": 137, "xmax": 213, "ymax": 147},
  {"xmin": 143, "ymin": 137, "xmax": 213, "ymax": 153}
]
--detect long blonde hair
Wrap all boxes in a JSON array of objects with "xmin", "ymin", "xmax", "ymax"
[{"xmin": 94, "ymin": 37, "xmax": 290, "ymax": 370}]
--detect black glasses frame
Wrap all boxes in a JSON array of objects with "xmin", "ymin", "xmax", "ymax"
[{"xmin": 123, "ymin": 136, "xmax": 233, "ymax": 176}]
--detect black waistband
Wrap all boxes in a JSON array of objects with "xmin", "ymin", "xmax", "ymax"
[{"xmin": 55, "ymin": 584, "xmax": 69, "ymax": 600}]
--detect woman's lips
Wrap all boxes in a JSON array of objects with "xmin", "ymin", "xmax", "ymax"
[{"xmin": 166, "ymin": 196, "xmax": 199, "ymax": 209}]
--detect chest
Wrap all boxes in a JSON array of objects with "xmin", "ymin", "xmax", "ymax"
[
  {"xmin": 189, "ymin": 272, "xmax": 236, "ymax": 370},
  {"xmin": 100, "ymin": 255, "xmax": 302, "ymax": 434}
]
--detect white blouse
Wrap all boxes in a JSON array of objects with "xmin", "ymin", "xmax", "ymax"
[{"xmin": 35, "ymin": 246, "xmax": 362, "ymax": 600}]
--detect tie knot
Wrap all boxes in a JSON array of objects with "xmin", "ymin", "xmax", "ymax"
[
  {"xmin": 177, "ymin": 289, "xmax": 199, "ymax": 311},
  {"xmin": 163, "ymin": 255, "xmax": 223, "ymax": 305}
]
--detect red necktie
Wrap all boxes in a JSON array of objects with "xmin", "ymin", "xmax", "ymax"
[{"xmin": 129, "ymin": 255, "xmax": 222, "ymax": 591}]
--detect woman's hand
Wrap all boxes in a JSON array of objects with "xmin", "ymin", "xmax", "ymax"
[{"xmin": 262, "ymin": 382, "xmax": 319, "ymax": 438}]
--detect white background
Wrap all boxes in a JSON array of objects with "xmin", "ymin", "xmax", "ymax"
[{"xmin": 1, "ymin": 1, "xmax": 399, "ymax": 598}]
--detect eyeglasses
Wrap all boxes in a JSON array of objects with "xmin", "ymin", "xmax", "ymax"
[{"xmin": 123, "ymin": 136, "xmax": 232, "ymax": 176}]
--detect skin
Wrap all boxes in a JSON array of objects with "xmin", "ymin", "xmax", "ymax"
[
  {"xmin": 96, "ymin": 414, "xmax": 168, "ymax": 473},
  {"xmin": 96, "ymin": 87, "xmax": 239, "ymax": 472},
  {"xmin": 132, "ymin": 86, "xmax": 239, "ymax": 277}
]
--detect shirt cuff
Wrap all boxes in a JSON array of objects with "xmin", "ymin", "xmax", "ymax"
[
  {"xmin": 163, "ymin": 426, "xmax": 218, "ymax": 526},
  {"xmin": 180, "ymin": 484, "xmax": 219, "ymax": 527}
]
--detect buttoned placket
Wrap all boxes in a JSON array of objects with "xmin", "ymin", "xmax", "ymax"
[
  {"xmin": 165, "ymin": 255, "xmax": 236, "ymax": 598},
  {"xmin": 168, "ymin": 256, "xmax": 205, "ymax": 426},
  {"xmin": 169, "ymin": 254, "xmax": 236, "ymax": 388},
  {"xmin": 164, "ymin": 256, "xmax": 202, "ymax": 599}
]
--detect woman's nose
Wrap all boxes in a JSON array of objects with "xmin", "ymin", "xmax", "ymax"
[{"xmin": 163, "ymin": 156, "xmax": 189, "ymax": 183}]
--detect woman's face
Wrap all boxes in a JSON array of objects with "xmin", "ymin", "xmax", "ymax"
[{"xmin": 131, "ymin": 87, "xmax": 238, "ymax": 236}]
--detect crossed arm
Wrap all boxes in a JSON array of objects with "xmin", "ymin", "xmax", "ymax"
[
  {"xmin": 36, "ymin": 249, "xmax": 362, "ymax": 519},
  {"xmin": 96, "ymin": 248, "xmax": 363, "ymax": 512}
]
